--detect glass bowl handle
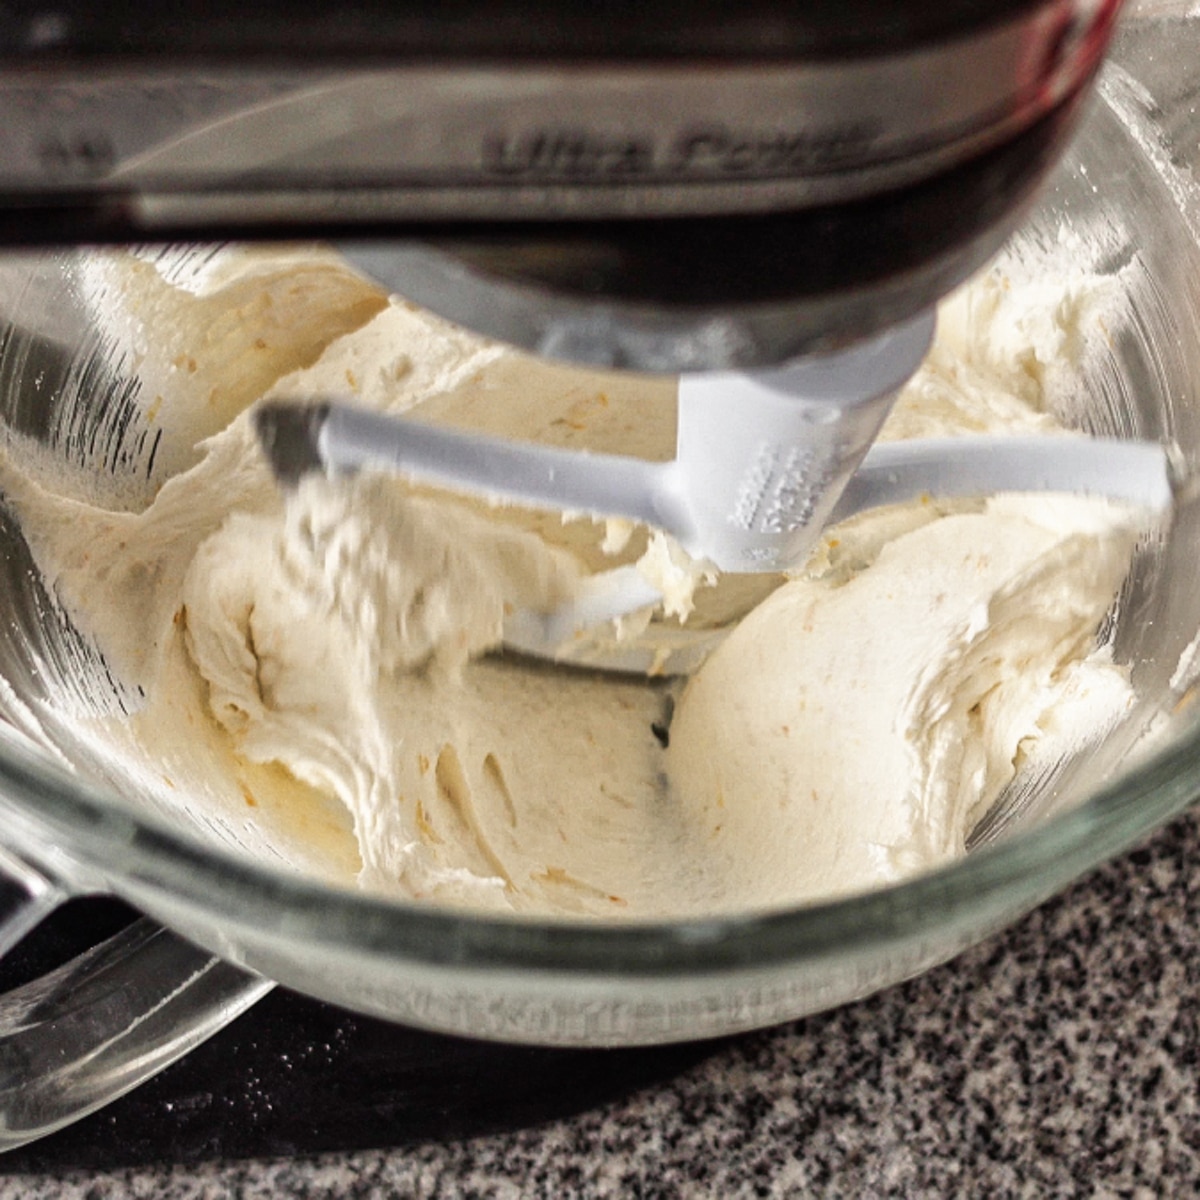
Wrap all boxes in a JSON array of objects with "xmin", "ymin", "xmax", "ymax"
[{"xmin": 0, "ymin": 843, "xmax": 272, "ymax": 1151}]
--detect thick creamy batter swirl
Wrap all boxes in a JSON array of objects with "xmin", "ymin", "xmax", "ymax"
[{"xmin": 0, "ymin": 246, "xmax": 1149, "ymax": 917}]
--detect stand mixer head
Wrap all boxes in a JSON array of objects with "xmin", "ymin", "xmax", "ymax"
[
  {"xmin": 0, "ymin": 0, "xmax": 1121, "ymax": 370},
  {"xmin": 0, "ymin": 0, "xmax": 1151, "ymax": 673}
]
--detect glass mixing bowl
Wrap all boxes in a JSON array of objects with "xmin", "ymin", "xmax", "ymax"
[{"xmin": 1, "ymin": 2, "xmax": 1199, "ymax": 1150}]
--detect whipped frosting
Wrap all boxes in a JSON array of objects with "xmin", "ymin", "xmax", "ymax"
[
  {"xmin": 668, "ymin": 496, "xmax": 1138, "ymax": 905},
  {"xmin": 0, "ymin": 245, "xmax": 1150, "ymax": 917}
]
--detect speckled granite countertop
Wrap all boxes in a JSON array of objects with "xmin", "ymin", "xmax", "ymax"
[{"xmin": 4, "ymin": 807, "xmax": 1200, "ymax": 1199}]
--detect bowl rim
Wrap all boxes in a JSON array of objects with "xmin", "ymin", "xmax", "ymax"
[{"xmin": 0, "ymin": 702, "xmax": 1194, "ymax": 979}]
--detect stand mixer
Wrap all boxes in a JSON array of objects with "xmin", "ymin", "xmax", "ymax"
[
  {"xmin": 0, "ymin": 1, "xmax": 1121, "ymax": 338},
  {"xmin": 0, "ymin": 0, "xmax": 1122, "ymax": 356},
  {"xmin": 0, "ymin": 0, "xmax": 1185, "ymax": 1150},
  {"xmin": 0, "ymin": 2, "xmax": 1157, "ymax": 651}
]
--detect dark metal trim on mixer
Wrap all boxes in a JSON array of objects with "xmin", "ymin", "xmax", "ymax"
[{"xmin": 0, "ymin": 0, "xmax": 1089, "ymax": 62}]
